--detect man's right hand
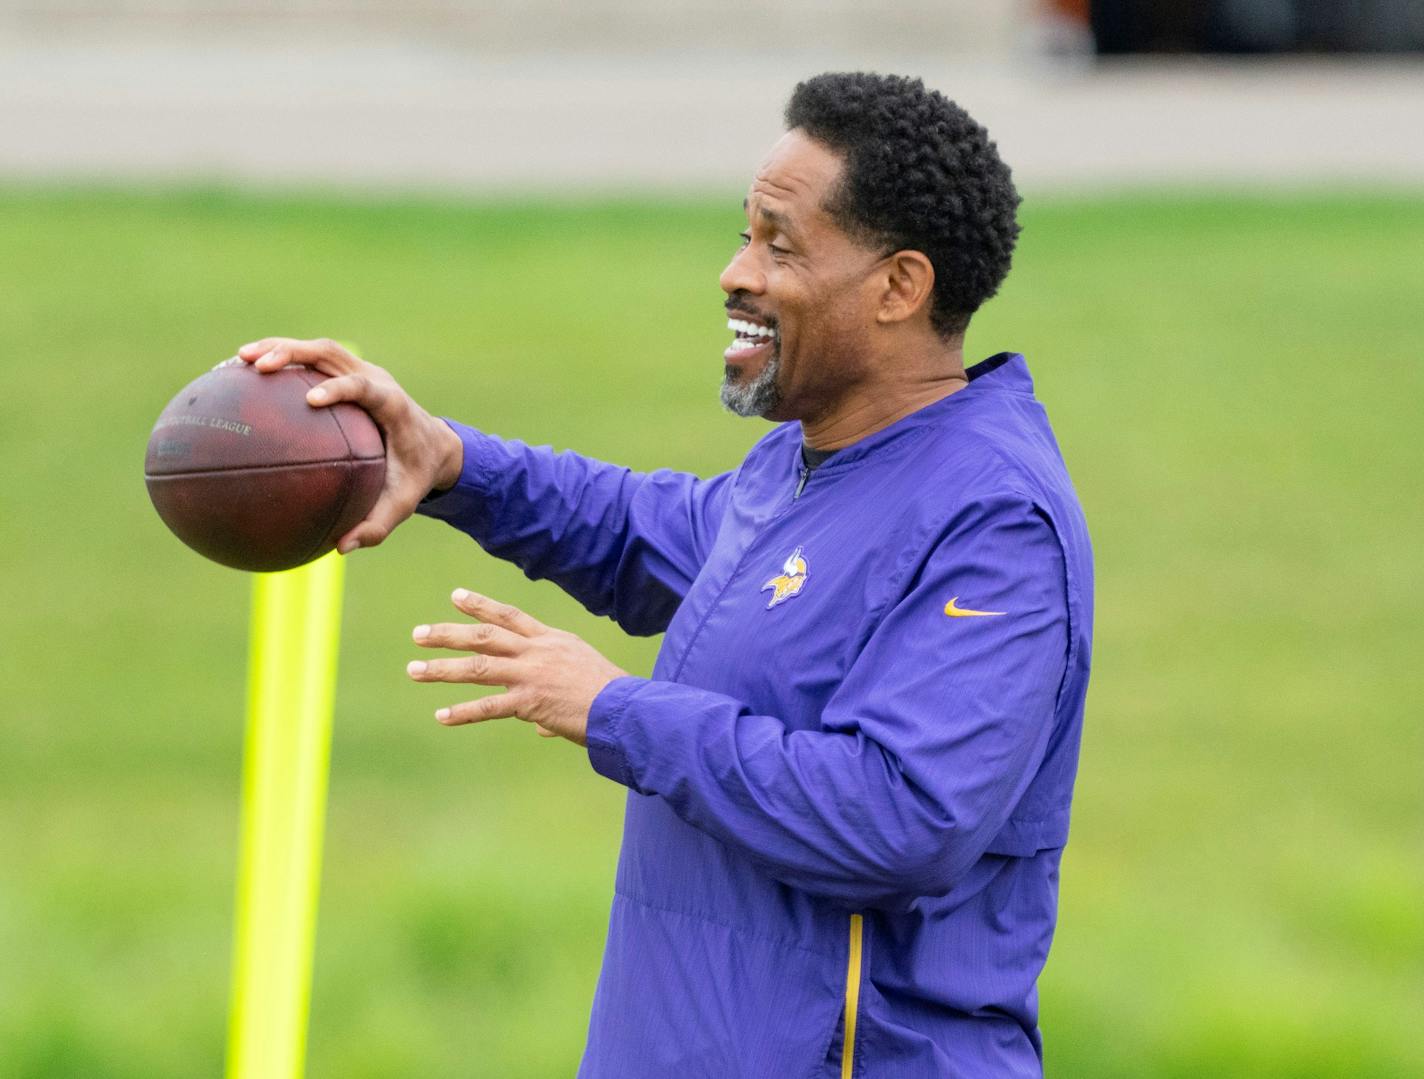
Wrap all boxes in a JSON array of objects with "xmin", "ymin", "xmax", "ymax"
[{"xmin": 236, "ymin": 337, "xmax": 464, "ymax": 554}]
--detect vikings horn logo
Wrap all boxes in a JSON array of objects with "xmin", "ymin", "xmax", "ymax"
[{"xmin": 762, "ymin": 546, "xmax": 808, "ymax": 609}]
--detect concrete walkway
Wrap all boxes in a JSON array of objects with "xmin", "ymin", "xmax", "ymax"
[{"xmin": 2, "ymin": 35, "xmax": 1421, "ymax": 194}]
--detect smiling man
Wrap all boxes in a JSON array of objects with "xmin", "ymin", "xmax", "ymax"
[{"xmin": 238, "ymin": 72, "xmax": 1093, "ymax": 1078}]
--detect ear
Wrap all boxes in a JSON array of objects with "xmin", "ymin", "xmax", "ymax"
[{"xmin": 875, "ymin": 251, "xmax": 935, "ymax": 327}]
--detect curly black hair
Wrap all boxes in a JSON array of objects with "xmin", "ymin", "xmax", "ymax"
[{"xmin": 784, "ymin": 72, "xmax": 1021, "ymax": 338}]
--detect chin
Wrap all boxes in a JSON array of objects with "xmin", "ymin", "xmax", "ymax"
[{"xmin": 720, "ymin": 355, "xmax": 783, "ymax": 418}]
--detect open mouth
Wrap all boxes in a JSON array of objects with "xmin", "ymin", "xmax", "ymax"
[{"xmin": 725, "ymin": 317, "xmax": 777, "ymax": 359}]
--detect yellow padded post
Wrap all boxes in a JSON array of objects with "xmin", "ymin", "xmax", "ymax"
[{"xmin": 226, "ymin": 551, "xmax": 345, "ymax": 1079}]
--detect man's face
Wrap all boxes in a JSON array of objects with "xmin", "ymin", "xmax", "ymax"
[{"xmin": 719, "ymin": 129, "xmax": 887, "ymax": 422}]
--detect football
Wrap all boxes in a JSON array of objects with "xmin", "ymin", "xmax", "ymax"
[{"xmin": 144, "ymin": 359, "xmax": 386, "ymax": 571}]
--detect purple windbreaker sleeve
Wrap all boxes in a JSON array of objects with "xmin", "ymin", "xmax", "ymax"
[
  {"xmin": 417, "ymin": 421, "xmax": 736, "ymax": 637},
  {"xmin": 586, "ymin": 495, "xmax": 1070, "ymax": 909}
]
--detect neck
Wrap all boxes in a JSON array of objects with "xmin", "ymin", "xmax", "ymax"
[{"xmin": 801, "ymin": 339, "xmax": 969, "ymax": 451}]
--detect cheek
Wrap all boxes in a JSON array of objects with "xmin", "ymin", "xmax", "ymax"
[
  {"xmin": 790, "ymin": 294, "xmax": 847, "ymax": 347},
  {"xmin": 772, "ymin": 288, "xmax": 818, "ymax": 344},
  {"xmin": 770, "ymin": 272, "xmax": 851, "ymax": 356},
  {"xmin": 796, "ymin": 298, "xmax": 871, "ymax": 378}
]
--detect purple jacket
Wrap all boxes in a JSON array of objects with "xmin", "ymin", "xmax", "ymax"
[{"xmin": 419, "ymin": 353, "xmax": 1093, "ymax": 1077}]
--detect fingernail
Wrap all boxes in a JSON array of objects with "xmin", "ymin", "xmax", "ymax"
[
  {"xmin": 338, "ymin": 538, "xmax": 359, "ymax": 554},
  {"xmin": 407, "ymin": 660, "xmax": 427, "ymax": 676},
  {"xmin": 257, "ymin": 350, "xmax": 276, "ymax": 365},
  {"xmin": 435, "ymin": 707, "xmax": 451, "ymax": 721},
  {"xmin": 452, "ymin": 588, "xmax": 470, "ymax": 602},
  {"xmin": 413, "ymin": 624, "xmax": 430, "ymax": 640},
  {"xmin": 308, "ymin": 387, "xmax": 327, "ymax": 402}
]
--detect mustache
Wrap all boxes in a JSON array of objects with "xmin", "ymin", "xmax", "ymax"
[{"xmin": 724, "ymin": 292, "xmax": 775, "ymax": 326}]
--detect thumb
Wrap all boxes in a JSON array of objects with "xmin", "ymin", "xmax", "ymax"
[{"xmin": 337, "ymin": 496, "xmax": 409, "ymax": 553}]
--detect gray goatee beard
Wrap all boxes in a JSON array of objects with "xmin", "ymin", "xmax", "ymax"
[{"xmin": 720, "ymin": 354, "xmax": 781, "ymax": 418}]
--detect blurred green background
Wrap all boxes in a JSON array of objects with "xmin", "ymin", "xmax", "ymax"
[{"xmin": 1, "ymin": 187, "xmax": 1421, "ymax": 1077}]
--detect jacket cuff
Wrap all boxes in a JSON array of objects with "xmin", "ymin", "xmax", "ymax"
[
  {"xmin": 415, "ymin": 420, "xmax": 497, "ymax": 522},
  {"xmin": 586, "ymin": 675, "xmax": 649, "ymax": 791}
]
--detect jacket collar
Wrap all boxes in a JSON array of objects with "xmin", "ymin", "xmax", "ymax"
[{"xmin": 792, "ymin": 352, "xmax": 1032, "ymax": 471}]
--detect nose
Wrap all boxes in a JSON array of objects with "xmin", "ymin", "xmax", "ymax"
[{"xmin": 719, "ymin": 245, "xmax": 766, "ymax": 298}]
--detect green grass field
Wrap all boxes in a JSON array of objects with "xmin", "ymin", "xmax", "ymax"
[{"xmin": 1, "ymin": 187, "xmax": 1421, "ymax": 1077}]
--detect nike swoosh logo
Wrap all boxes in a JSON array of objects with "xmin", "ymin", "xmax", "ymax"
[{"xmin": 944, "ymin": 597, "xmax": 1005, "ymax": 618}]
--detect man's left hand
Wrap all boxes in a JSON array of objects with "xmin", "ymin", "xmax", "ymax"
[{"xmin": 408, "ymin": 589, "xmax": 628, "ymax": 745}]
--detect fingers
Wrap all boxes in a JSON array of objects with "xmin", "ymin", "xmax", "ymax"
[
  {"xmin": 336, "ymin": 492, "xmax": 416, "ymax": 553},
  {"xmin": 413, "ymin": 620, "xmax": 522, "ymax": 657},
  {"xmin": 332, "ymin": 487, "xmax": 404, "ymax": 553},
  {"xmin": 335, "ymin": 456, "xmax": 429, "ymax": 553},
  {"xmin": 302, "ymin": 370, "xmax": 416, "ymax": 555},
  {"xmin": 336, "ymin": 468, "xmax": 435, "ymax": 552},
  {"xmin": 435, "ymin": 692, "xmax": 525, "ymax": 726},
  {"xmin": 412, "ymin": 593, "xmax": 563, "ymax": 735},
  {"xmin": 407, "ymin": 654, "xmax": 516, "ymax": 686},
  {"xmin": 236, "ymin": 336, "xmax": 361, "ymax": 377},
  {"xmin": 450, "ymin": 589, "xmax": 546, "ymax": 637},
  {"xmin": 237, "ymin": 343, "xmax": 444, "ymax": 560},
  {"xmin": 435, "ymin": 700, "xmax": 558, "ymax": 738},
  {"xmin": 303, "ymin": 371, "xmax": 389, "ymax": 411},
  {"xmin": 237, "ymin": 338, "xmax": 283, "ymax": 362}
]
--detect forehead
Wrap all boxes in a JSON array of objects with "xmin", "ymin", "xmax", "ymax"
[{"xmin": 745, "ymin": 129, "xmax": 845, "ymax": 229}]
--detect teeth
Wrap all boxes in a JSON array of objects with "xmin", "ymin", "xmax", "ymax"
[{"xmin": 726, "ymin": 318, "xmax": 774, "ymax": 339}]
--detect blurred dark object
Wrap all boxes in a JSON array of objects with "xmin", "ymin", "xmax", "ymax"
[{"xmin": 1091, "ymin": 0, "xmax": 1424, "ymax": 53}]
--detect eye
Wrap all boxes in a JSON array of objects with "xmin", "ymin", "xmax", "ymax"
[
  {"xmin": 737, "ymin": 231, "xmax": 751, "ymax": 249},
  {"xmin": 768, "ymin": 243, "xmax": 791, "ymax": 257}
]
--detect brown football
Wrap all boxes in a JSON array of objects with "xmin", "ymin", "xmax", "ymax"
[{"xmin": 144, "ymin": 360, "xmax": 386, "ymax": 572}]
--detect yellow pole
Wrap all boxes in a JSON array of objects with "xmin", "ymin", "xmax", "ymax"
[{"xmin": 226, "ymin": 551, "xmax": 345, "ymax": 1079}]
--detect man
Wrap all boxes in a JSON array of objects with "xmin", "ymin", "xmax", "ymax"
[{"xmin": 238, "ymin": 72, "xmax": 1092, "ymax": 1078}]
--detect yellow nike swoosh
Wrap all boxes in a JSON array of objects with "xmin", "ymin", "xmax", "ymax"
[{"xmin": 944, "ymin": 597, "xmax": 1005, "ymax": 618}]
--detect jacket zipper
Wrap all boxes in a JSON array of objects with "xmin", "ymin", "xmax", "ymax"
[
  {"xmin": 791, "ymin": 462, "xmax": 863, "ymax": 1076},
  {"xmin": 840, "ymin": 913, "xmax": 864, "ymax": 1079}
]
